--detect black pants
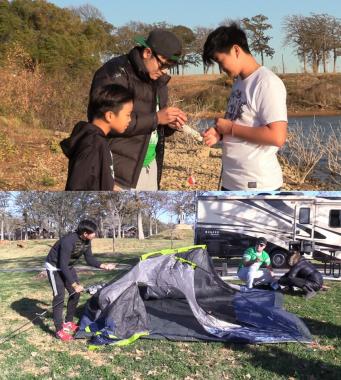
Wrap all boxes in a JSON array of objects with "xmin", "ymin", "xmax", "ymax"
[
  {"xmin": 278, "ymin": 272, "xmax": 322, "ymax": 292},
  {"xmin": 46, "ymin": 268, "xmax": 80, "ymax": 331}
]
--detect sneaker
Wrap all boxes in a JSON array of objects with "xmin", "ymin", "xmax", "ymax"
[
  {"xmin": 56, "ymin": 329, "xmax": 73, "ymax": 341},
  {"xmin": 63, "ymin": 321, "xmax": 79, "ymax": 333},
  {"xmin": 270, "ymin": 281, "xmax": 280, "ymax": 291}
]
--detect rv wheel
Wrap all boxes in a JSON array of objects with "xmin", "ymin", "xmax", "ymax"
[{"xmin": 270, "ymin": 250, "xmax": 288, "ymax": 268}]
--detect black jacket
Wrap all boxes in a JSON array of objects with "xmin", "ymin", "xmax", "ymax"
[
  {"xmin": 288, "ymin": 259, "xmax": 323, "ymax": 286},
  {"xmin": 61, "ymin": 122, "xmax": 115, "ymax": 191},
  {"xmin": 88, "ymin": 47, "xmax": 175, "ymax": 189},
  {"xmin": 46, "ymin": 232, "xmax": 101, "ymax": 284}
]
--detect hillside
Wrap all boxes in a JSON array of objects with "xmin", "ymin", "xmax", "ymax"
[
  {"xmin": 0, "ymin": 73, "xmax": 340, "ymax": 191},
  {"xmin": 169, "ymin": 73, "xmax": 341, "ymax": 117}
]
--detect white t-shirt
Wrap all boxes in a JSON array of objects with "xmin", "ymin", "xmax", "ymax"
[{"xmin": 222, "ymin": 66, "xmax": 287, "ymax": 190}]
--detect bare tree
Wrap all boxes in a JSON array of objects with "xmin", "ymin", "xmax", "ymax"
[
  {"xmin": 140, "ymin": 192, "xmax": 169, "ymax": 236},
  {"xmin": 242, "ymin": 15, "xmax": 275, "ymax": 65},
  {"xmin": 193, "ymin": 26, "xmax": 213, "ymax": 74},
  {"xmin": 167, "ymin": 192, "xmax": 196, "ymax": 223},
  {"xmin": 0, "ymin": 192, "xmax": 11, "ymax": 240},
  {"xmin": 70, "ymin": 4, "xmax": 104, "ymax": 21},
  {"xmin": 15, "ymin": 192, "xmax": 96, "ymax": 238},
  {"xmin": 329, "ymin": 17, "xmax": 341, "ymax": 73},
  {"xmin": 283, "ymin": 15, "xmax": 311, "ymax": 73},
  {"xmin": 283, "ymin": 14, "xmax": 340, "ymax": 74}
]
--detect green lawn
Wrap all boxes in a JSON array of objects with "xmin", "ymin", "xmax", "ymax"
[{"xmin": 0, "ymin": 239, "xmax": 340, "ymax": 380}]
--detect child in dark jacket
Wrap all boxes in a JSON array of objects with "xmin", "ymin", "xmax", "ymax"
[
  {"xmin": 45, "ymin": 220, "xmax": 116, "ymax": 341},
  {"xmin": 61, "ymin": 84, "xmax": 133, "ymax": 191}
]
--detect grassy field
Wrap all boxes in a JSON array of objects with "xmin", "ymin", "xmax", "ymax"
[{"xmin": 0, "ymin": 239, "xmax": 340, "ymax": 380}]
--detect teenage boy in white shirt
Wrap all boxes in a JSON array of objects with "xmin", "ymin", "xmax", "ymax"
[{"xmin": 202, "ymin": 24, "xmax": 288, "ymax": 191}]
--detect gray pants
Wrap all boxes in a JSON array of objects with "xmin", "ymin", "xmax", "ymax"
[
  {"xmin": 114, "ymin": 159, "xmax": 158, "ymax": 191},
  {"xmin": 238, "ymin": 264, "xmax": 274, "ymax": 289}
]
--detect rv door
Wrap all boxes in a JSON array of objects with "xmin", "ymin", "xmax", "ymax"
[
  {"xmin": 294, "ymin": 200, "xmax": 316, "ymax": 255},
  {"xmin": 313, "ymin": 201, "xmax": 341, "ymax": 261}
]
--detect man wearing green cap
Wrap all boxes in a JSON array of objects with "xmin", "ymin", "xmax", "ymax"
[{"xmin": 88, "ymin": 29, "xmax": 187, "ymax": 190}]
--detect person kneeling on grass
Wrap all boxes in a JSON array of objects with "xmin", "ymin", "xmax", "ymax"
[
  {"xmin": 237, "ymin": 237, "xmax": 278, "ymax": 290},
  {"xmin": 45, "ymin": 220, "xmax": 116, "ymax": 341},
  {"xmin": 278, "ymin": 251, "xmax": 323, "ymax": 300},
  {"xmin": 61, "ymin": 84, "xmax": 133, "ymax": 191}
]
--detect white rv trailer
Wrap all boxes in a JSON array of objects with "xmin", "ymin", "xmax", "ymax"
[{"xmin": 195, "ymin": 194, "xmax": 341, "ymax": 268}]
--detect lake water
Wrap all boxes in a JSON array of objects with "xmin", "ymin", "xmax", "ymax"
[{"xmin": 196, "ymin": 115, "xmax": 341, "ymax": 183}]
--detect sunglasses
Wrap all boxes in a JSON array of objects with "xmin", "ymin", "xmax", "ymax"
[
  {"xmin": 258, "ymin": 243, "xmax": 266, "ymax": 247},
  {"xmin": 153, "ymin": 52, "xmax": 176, "ymax": 70}
]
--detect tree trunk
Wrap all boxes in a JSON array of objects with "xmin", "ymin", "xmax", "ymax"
[
  {"xmin": 1, "ymin": 219, "xmax": 4, "ymax": 240},
  {"xmin": 322, "ymin": 50, "xmax": 327, "ymax": 73},
  {"xmin": 111, "ymin": 209, "xmax": 116, "ymax": 253},
  {"xmin": 333, "ymin": 49, "xmax": 337, "ymax": 73},
  {"xmin": 312, "ymin": 54, "xmax": 318, "ymax": 74},
  {"xmin": 99, "ymin": 216, "xmax": 104, "ymax": 238},
  {"xmin": 261, "ymin": 50, "xmax": 264, "ymax": 66},
  {"xmin": 155, "ymin": 221, "xmax": 158, "ymax": 235},
  {"xmin": 149, "ymin": 217, "xmax": 153, "ymax": 237},
  {"xmin": 117, "ymin": 216, "xmax": 122, "ymax": 239},
  {"xmin": 112, "ymin": 233, "xmax": 115, "ymax": 254},
  {"xmin": 137, "ymin": 210, "xmax": 144, "ymax": 240},
  {"xmin": 303, "ymin": 52, "xmax": 307, "ymax": 73}
]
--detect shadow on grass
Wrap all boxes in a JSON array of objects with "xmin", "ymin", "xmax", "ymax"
[
  {"xmin": 11, "ymin": 298, "xmax": 55, "ymax": 337},
  {"xmin": 231, "ymin": 343, "xmax": 340, "ymax": 379},
  {"xmin": 0, "ymin": 256, "xmax": 45, "ymax": 268},
  {"xmin": 302, "ymin": 317, "xmax": 341, "ymax": 340}
]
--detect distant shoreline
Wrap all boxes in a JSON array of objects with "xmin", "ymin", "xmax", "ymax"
[
  {"xmin": 287, "ymin": 110, "xmax": 341, "ymax": 117},
  {"xmin": 189, "ymin": 110, "xmax": 341, "ymax": 119}
]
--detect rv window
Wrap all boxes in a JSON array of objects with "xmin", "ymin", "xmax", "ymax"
[
  {"xmin": 299, "ymin": 208, "xmax": 310, "ymax": 224},
  {"xmin": 329, "ymin": 210, "xmax": 341, "ymax": 228}
]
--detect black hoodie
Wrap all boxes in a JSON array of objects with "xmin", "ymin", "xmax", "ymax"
[{"xmin": 61, "ymin": 122, "xmax": 114, "ymax": 191}]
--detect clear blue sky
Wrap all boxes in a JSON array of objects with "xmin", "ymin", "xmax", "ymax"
[{"xmin": 51, "ymin": 0, "xmax": 341, "ymax": 73}]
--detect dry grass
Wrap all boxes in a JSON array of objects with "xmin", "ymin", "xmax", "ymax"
[
  {"xmin": 326, "ymin": 127, "xmax": 341, "ymax": 185},
  {"xmin": 0, "ymin": 116, "xmax": 68, "ymax": 190},
  {"xmin": 279, "ymin": 124, "xmax": 326, "ymax": 185},
  {"xmin": 0, "ymin": 46, "xmax": 90, "ymax": 132},
  {"xmin": 0, "ymin": 236, "xmax": 194, "ymax": 270}
]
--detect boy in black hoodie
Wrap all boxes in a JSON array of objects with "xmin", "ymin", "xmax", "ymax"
[
  {"xmin": 61, "ymin": 84, "xmax": 133, "ymax": 191},
  {"xmin": 45, "ymin": 220, "xmax": 116, "ymax": 341}
]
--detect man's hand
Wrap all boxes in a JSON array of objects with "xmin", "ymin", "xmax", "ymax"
[
  {"xmin": 72, "ymin": 283, "xmax": 84, "ymax": 293},
  {"xmin": 203, "ymin": 127, "xmax": 221, "ymax": 147},
  {"xmin": 215, "ymin": 118, "xmax": 233, "ymax": 135},
  {"xmin": 157, "ymin": 107, "xmax": 187, "ymax": 127},
  {"xmin": 100, "ymin": 263, "xmax": 117, "ymax": 271}
]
